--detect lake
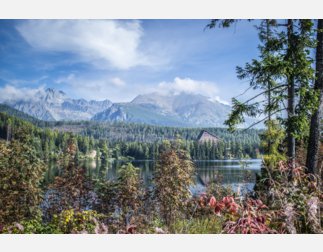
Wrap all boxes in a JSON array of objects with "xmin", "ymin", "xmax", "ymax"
[{"xmin": 45, "ymin": 158, "xmax": 262, "ymax": 196}]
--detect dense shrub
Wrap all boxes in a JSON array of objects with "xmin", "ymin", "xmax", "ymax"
[
  {"xmin": 255, "ymin": 160, "xmax": 322, "ymax": 233},
  {"xmin": 42, "ymin": 137, "xmax": 96, "ymax": 220},
  {"xmin": 51, "ymin": 209, "xmax": 108, "ymax": 234},
  {"xmin": 223, "ymin": 198, "xmax": 277, "ymax": 234},
  {"xmin": 154, "ymin": 147, "xmax": 195, "ymax": 226},
  {"xmin": 114, "ymin": 163, "xmax": 144, "ymax": 233},
  {"xmin": 0, "ymin": 128, "xmax": 46, "ymax": 225},
  {"xmin": 1, "ymin": 210, "xmax": 108, "ymax": 234}
]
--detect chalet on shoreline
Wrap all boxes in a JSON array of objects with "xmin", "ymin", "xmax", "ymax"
[{"xmin": 197, "ymin": 130, "xmax": 220, "ymax": 144}]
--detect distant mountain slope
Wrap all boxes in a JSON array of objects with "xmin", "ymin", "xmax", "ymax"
[
  {"xmin": 92, "ymin": 102, "xmax": 190, "ymax": 127},
  {"xmin": 3, "ymin": 88, "xmax": 112, "ymax": 121},
  {"xmin": 0, "ymin": 103, "xmax": 41, "ymax": 123},
  {"xmin": 2, "ymin": 88, "xmax": 258, "ymax": 128},
  {"xmin": 93, "ymin": 92, "xmax": 233, "ymax": 127}
]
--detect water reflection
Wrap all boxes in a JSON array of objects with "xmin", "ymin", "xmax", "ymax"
[{"xmin": 45, "ymin": 159, "xmax": 261, "ymax": 195}]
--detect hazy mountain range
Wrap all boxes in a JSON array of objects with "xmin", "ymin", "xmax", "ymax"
[
  {"xmin": 2, "ymin": 88, "xmax": 112, "ymax": 121},
  {"xmin": 0, "ymin": 88, "xmax": 253, "ymax": 128}
]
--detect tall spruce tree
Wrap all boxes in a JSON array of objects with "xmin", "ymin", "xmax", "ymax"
[
  {"xmin": 207, "ymin": 20, "xmax": 316, "ymax": 168},
  {"xmin": 306, "ymin": 19, "xmax": 323, "ymax": 175}
]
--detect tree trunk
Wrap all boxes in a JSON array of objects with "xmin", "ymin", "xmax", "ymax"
[
  {"xmin": 287, "ymin": 19, "xmax": 296, "ymax": 169},
  {"xmin": 266, "ymin": 20, "xmax": 272, "ymax": 153},
  {"xmin": 306, "ymin": 19, "xmax": 323, "ymax": 174},
  {"xmin": 6, "ymin": 122, "xmax": 11, "ymax": 143}
]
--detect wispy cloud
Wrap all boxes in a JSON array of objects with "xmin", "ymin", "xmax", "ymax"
[
  {"xmin": 0, "ymin": 85, "xmax": 46, "ymax": 102},
  {"xmin": 156, "ymin": 77, "xmax": 229, "ymax": 104},
  {"xmin": 54, "ymin": 73, "xmax": 129, "ymax": 101},
  {"xmin": 110, "ymin": 77, "xmax": 126, "ymax": 87},
  {"xmin": 0, "ymin": 74, "xmax": 229, "ymax": 105},
  {"xmin": 16, "ymin": 20, "xmax": 156, "ymax": 70}
]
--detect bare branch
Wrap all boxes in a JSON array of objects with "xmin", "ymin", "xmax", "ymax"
[
  {"xmin": 242, "ymin": 108, "xmax": 285, "ymax": 131},
  {"xmin": 242, "ymin": 84, "xmax": 287, "ymax": 105},
  {"xmin": 234, "ymin": 85, "xmax": 254, "ymax": 99}
]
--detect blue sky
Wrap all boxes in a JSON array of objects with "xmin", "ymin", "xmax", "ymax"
[{"xmin": 0, "ymin": 19, "xmax": 261, "ymax": 104}]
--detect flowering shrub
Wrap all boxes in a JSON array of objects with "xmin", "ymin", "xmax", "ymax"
[
  {"xmin": 188, "ymin": 193, "xmax": 276, "ymax": 234},
  {"xmin": 196, "ymin": 194, "xmax": 239, "ymax": 215},
  {"xmin": 223, "ymin": 199, "xmax": 277, "ymax": 234}
]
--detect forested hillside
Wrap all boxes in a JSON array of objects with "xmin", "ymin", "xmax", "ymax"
[
  {"xmin": 0, "ymin": 104, "xmax": 42, "ymax": 125},
  {"xmin": 0, "ymin": 112, "xmax": 261, "ymax": 161}
]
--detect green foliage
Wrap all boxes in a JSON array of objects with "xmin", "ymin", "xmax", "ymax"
[
  {"xmin": 225, "ymin": 98, "xmax": 261, "ymax": 132},
  {"xmin": 206, "ymin": 19, "xmax": 238, "ymax": 29},
  {"xmin": 116, "ymin": 163, "xmax": 143, "ymax": 217},
  {"xmin": 93, "ymin": 179, "xmax": 117, "ymax": 215},
  {"xmin": 224, "ymin": 20, "xmax": 288, "ymax": 132},
  {"xmin": 2, "ymin": 210, "xmax": 108, "ymax": 234},
  {"xmin": 1, "ymin": 214, "xmax": 59, "ymax": 234},
  {"xmin": 51, "ymin": 209, "xmax": 108, "ymax": 234},
  {"xmin": 260, "ymin": 120, "xmax": 286, "ymax": 168},
  {"xmin": 169, "ymin": 216, "xmax": 223, "ymax": 234},
  {"xmin": 0, "ymin": 104, "xmax": 42, "ymax": 125},
  {"xmin": 221, "ymin": 19, "xmax": 317, "ymax": 148},
  {"xmin": 0, "ymin": 112, "xmax": 262, "ymax": 164}
]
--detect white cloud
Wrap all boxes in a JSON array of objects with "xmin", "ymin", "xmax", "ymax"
[
  {"xmin": 16, "ymin": 20, "xmax": 152, "ymax": 70},
  {"xmin": 55, "ymin": 75, "xmax": 229, "ymax": 104},
  {"xmin": 0, "ymin": 85, "xmax": 46, "ymax": 102},
  {"xmin": 55, "ymin": 73, "xmax": 76, "ymax": 85},
  {"xmin": 54, "ymin": 74, "xmax": 130, "ymax": 101},
  {"xmin": 110, "ymin": 77, "xmax": 125, "ymax": 87},
  {"xmin": 0, "ymin": 76, "xmax": 229, "ymax": 105},
  {"xmin": 157, "ymin": 77, "xmax": 229, "ymax": 104}
]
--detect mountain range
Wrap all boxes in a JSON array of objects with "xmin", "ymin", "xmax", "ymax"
[
  {"xmin": 0, "ymin": 88, "xmax": 249, "ymax": 128},
  {"xmin": 93, "ymin": 92, "xmax": 232, "ymax": 127},
  {"xmin": 2, "ymin": 88, "xmax": 112, "ymax": 121}
]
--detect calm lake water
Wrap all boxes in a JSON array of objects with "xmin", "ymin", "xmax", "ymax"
[{"xmin": 45, "ymin": 159, "xmax": 262, "ymax": 196}]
